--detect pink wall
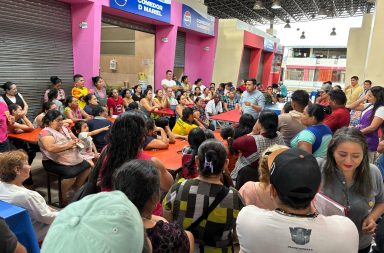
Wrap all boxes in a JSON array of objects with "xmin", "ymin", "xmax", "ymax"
[
  {"xmin": 71, "ymin": 1, "xmax": 102, "ymax": 88},
  {"xmin": 184, "ymin": 18, "xmax": 218, "ymax": 85}
]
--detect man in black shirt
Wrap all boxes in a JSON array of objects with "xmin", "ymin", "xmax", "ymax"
[{"xmin": 0, "ymin": 219, "xmax": 26, "ymax": 253}]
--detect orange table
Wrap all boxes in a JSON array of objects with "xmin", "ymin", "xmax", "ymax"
[
  {"xmin": 154, "ymin": 108, "xmax": 175, "ymax": 116},
  {"xmin": 210, "ymin": 109, "xmax": 241, "ymax": 123},
  {"xmin": 144, "ymin": 132, "xmax": 222, "ymax": 170},
  {"xmin": 8, "ymin": 128, "xmax": 42, "ymax": 144}
]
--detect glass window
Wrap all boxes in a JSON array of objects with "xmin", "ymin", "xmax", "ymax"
[{"xmin": 286, "ymin": 68, "xmax": 304, "ymax": 81}]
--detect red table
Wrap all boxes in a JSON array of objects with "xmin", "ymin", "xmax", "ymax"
[
  {"xmin": 144, "ymin": 132, "xmax": 222, "ymax": 170},
  {"xmin": 154, "ymin": 108, "xmax": 175, "ymax": 116},
  {"xmin": 210, "ymin": 109, "xmax": 241, "ymax": 123},
  {"xmin": 8, "ymin": 128, "xmax": 42, "ymax": 144}
]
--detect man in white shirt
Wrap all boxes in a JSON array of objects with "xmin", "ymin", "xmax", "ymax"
[
  {"xmin": 237, "ymin": 148, "xmax": 359, "ymax": 253},
  {"xmin": 161, "ymin": 70, "xmax": 177, "ymax": 91},
  {"xmin": 205, "ymin": 94, "xmax": 223, "ymax": 116}
]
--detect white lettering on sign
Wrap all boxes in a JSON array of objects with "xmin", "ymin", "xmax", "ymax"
[
  {"xmin": 138, "ymin": 4, "xmax": 143, "ymax": 10},
  {"xmin": 138, "ymin": 0, "xmax": 163, "ymax": 11},
  {"xmin": 143, "ymin": 6, "xmax": 162, "ymax": 16}
]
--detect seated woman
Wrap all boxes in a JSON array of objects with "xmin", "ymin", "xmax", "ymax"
[
  {"xmin": 163, "ymin": 139, "xmax": 244, "ymax": 252},
  {"xmin": 113, "ymin": 159, "xmax": 194, "ymax": 253},
  {"xmin": 172, "ymin": 107, "xmax": 198, "ymax": 136},
  {"xmin": 290, "ymin": 104, "xmax": 332, "ymax": 158},
  {"xmin": 83, "ymin": 94, "xmax": 99, "ymax": 116},
  {"xmin": 107, "ymin": 89, "xmax": 125, "ymax": 116},
  {"xmin": 47, "ymin": 88, "xmax": 64, "ymax": 114},
  {"xmin": 64, "ymin": 96, "xmax": 91, "ymax": 123},
  {"xmin": 140, "ymin": 89, "xmax": 159, "ymax": 118},
  {"xmin": 319, "ymin": 127, "xmax": 384, "ymax": 252},
  {"xmin": 231, "ymin": 110, "xmax": 285, "ymax": 189},
  {"xmin": 181, "ymin": 128, "xmax": 206, "ymax": 179},
  {"xmin": 175, "ymin": 94, "xmax": 188, "ymax": 119},
  {"xmin": 144, "ymin": 118, "xmax": 169, "ymax": 150},
  {"xmin": 233, "ymin": 113, "xmax": 256, "ymax": 139},
  {"xmin": 98, "ymin": 111, "xmax": 174, "ymax": 216},
  {"xmin": 193, "ymin": 97, "xmax": 211, "ymax": 129},
  {"xmin": 0, "ymin": 150, "xmax": 58, "ymax": 241},
  {"xmin": 121, "ymin": 89, "xmax": 134, "ymax": 110},
  {"xmin": 8, "ymin": 103, "xmax": 34, "ymax": 133},
  {"xmin": 239, "ymin": 145, "xmax": 288, "ymax": 208},
  {"xmin": 153, "ymin": 89, "xmax": 168, "ymax": 109},
  {"xmin": 220, "ymin": 126, "xmax": 238, "ymax": 173},
  {"xmin": 33, "ymin": 102, "xmax": 72, "ymax": 129},
  {"xmin": 38, "ymin": 110, "xmax": 91, "ymax": 204},
  {"xmin": 132, "ymin": 85, "xmax": 142, "ymax": 102}
]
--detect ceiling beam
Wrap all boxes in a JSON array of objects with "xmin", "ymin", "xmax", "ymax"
[
  {"xmin": 289, "ymin": 0, "xmax": 313, "ymax": 21},
  {"xmin": 331, "ymin": 0, "xmax": 339, "ymax": 17},
  {"xmin": 232, "ymin": 0, "xmax": 270, "ymax": 23}
]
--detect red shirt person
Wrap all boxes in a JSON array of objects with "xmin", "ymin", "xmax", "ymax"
[
  {"xmin": 323, "ymin": 89, "xmax": 350, "ymax": 133},
  {"xmin": 107, "ymin": 89, "xmax": 125, "ymax": 116}
]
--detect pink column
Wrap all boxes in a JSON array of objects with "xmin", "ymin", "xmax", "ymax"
[
  {"xmin": 71, "ymin": 1, "xmax": 102, "ymax": 88},
  {"xmin": 303, "ymin": 68, "xmax": 309, "ymax": 81},
  {"xmin": 262, "ymin": 52, "xmax": 274, "ymax": 88},
  {"xmin": 249, "ymin": 49, "xmax": 262, "ymax": 78}
]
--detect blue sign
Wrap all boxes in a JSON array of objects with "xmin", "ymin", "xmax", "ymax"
[
  {"xmin": 110, "ymin": 0, "xmax": 171, "ymax": 23},
  {"xmin": 182, "ymin": 4, "xmax": 215, "ymax": 36},
  {"xmin": 264, "ymin": 38, "xmax": 274, "ymax": 52},
  {"xmin": 276, "ymin": 44, "xmax": 284, "ymax": 54}
]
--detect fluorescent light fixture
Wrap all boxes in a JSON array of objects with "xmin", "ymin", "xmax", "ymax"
[
  {"xmin": 284, "ymin": 19, "xmax": 291, "ymax": 28},
  {"xmin": 253, "ymin": 0, "xmax": 264, "ymax": 10},
  {"xmin": 330, "ymin": 27, "xmax": 336, "ymax": 36},
  {"xmin": 300, "ymin": 31, "xmax": 305, "ymax": 39},
  {"xmin": 271, "ymin": 0, "xmax": 282, "ymax": 9}
]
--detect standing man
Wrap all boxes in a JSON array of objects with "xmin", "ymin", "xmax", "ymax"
[
  {"xmin": 236, "ymin": 148, "xmax": 359, "ymax": 253},
  {"xmin": 279, "ymin": 82, "xmax": 288, "ymax": 98},
  {"xmin": 278, "ymin": 90, "xmax": 309, "ymax": 146},
  {"xmin": 239, "ymin": 79, "xmax": 265, "ymax": 119},
  {"xmin": 362, "ymin": 80, "xmax": 372, "ymax": 97},
  {"xmin": 345, "ymin": 76, "xmax": 364, "ymax": 105},
  {"xmin": 323, "ymin": 89, "xmax": 350, "ymax": 133},
  {"xmin": 161, "ymin": 70, "xmax": 177, "ymax": 91}
]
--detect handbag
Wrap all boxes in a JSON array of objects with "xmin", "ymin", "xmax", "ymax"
[
  {"xmin": 70, "ymin": 150, "xmax": 107, "ymax": 203},
  {"xmin": 185, "ymin": 185, "xmax": 230, "ymax": 252}
]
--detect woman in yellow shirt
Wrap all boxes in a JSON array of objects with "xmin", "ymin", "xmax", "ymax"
[
  {"xmin": 71, "ymin": 74, "xmax": 89, "ymax": 109},
  {"xmin": 172, "ymin": 107, "xmax": 198, "ymax": 136}
]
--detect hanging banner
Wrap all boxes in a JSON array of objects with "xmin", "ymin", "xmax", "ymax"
[
  {"xmin": 110, "ymin": 0, "xmax": 171, "ymax": 23},
  {"xmin": 182, "ymin": 4, "xmax": 215, "ymax": 36},
  {"xmin": 264, "ymin": 38, "xmax": 274, "ymax": 52}
]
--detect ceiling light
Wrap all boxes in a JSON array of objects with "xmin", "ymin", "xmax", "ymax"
[
  {"xmin": 253, "ymin": 0, "xmax": 265, "ymax": 10},
  {"xmin": 284, "ymin": 19, "xmax": 291, "ymax": 28},
  {"xmin": 318, "ymin": 8, "xmax": 327, "ymax": 17},
  {"xmin": 296, "ymin": 28, "xmax": 300, "ymax": 31},
  {"xmin": 330, "ymin": 27, "xmax": 336, "ymax": 36},
  {"xmin": 271, "ymin": 0, "xmax": 282, "ymax": 9},
  {"xmin": 300, "ymin": 31, "xmax": 305, "ymax": 39}
]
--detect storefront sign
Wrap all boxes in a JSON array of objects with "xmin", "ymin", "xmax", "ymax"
[
  {"xmin": 110, "ymin": 0, "xmax": 171, "ymax": 23},
  {"xmin": 182, "ymin": 4, "xmax": 215, "ymax": 36},
  {"xmin": 276, "ymin": 44, "xmax": 284, "ymax": 54},
  {"xmin": 264, "ymin": 38, "xmax": 274, "ymax": 52}
]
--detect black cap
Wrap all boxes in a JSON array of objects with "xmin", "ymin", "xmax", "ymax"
[{"xmin": 270, "ymin": 148, "xmax": 321, "ymax": 201}]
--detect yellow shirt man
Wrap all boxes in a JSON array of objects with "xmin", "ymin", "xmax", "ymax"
[
  {"xmin": 345, "ymin": 77, "xmax": 363, "ymax": 105},
  {"xmin": 172, "ymin": 118, "xmax": 197, "ymax": 136}
]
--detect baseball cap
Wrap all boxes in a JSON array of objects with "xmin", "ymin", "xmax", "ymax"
[
  {"xmin": 318, "ymin": 83, "xmax": 332, "ymax": 92},
  {"xmin": 41, "ymin": 191, "xmax": 144, "ymax": 253},
  {"xmin": 270, "ymin": 148, "xmax": 321, "ymax": 201}
]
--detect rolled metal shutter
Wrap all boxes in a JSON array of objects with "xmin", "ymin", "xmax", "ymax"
[
  {"xmin": 0, "ymin": 0, "xmax": 74, "ymax": 119},
  {"xmin": 174, "ymin": 32, "xmax": 186, "ymax": 68},
  {"xmin": 102, "ymin": 14, "xmax": 156, "ymax": 34}
]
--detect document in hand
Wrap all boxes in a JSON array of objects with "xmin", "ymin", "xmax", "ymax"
[{"xmin": 314, "ymin": 192, "xmax": 347, "ymax": 216}]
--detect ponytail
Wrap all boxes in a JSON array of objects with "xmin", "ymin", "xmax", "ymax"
[{"xmin": 197, "ymin": 139, "xmax": 227, "ymax": 176}]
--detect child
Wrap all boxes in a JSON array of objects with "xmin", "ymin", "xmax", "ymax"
[
  {"xmin": 74, "ymin": 120, "xmax": 110, "ymax": 167},
  {"xmin": 180, "ymin": 128, "xmax": 206, "ymax": 179}
]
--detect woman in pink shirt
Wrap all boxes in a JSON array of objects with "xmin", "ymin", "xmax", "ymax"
[
  {"xmin": 0, "ymin": 101, "xmax": 13, "ymax": 152},
  {"xmin": 107, "ymin": 89, "xmax": 125, "ymax": 116}
]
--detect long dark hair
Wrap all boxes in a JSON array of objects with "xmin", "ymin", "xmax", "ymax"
[
  {"xmin": 306, "ymin": 104, "xmax": 332, "ymax": 123},
  {"xmin": 323, "ymin": 127, "xmax": 372, "ymax": 198},
  {"xmin": 198, "ymin": 139, "xmax": 227, "ymax": 177},
  {"xmin": 258, "ymin": 110, "xmax": 278, "ymax": 139},
  {"xmin": 220, "ymin": 126, "xmax": 236, "ymax": 155},
  {"xmin": 234, "ymin": 113, "xmax": 256, "ymax": 139},
  {"xmin": 101, "ymin": 111, "xmax": 146, "ymax": 189},
  {"xmin": 369, "ymin": 86, "xmax": 384, "ymax": 121},
  {"xmin": 184, "ymin": 128, "xmax": 206, "ymax": 177},
  {"xmin": 113, "ymin": 159, "xmax": 159, "ymax": 213}
]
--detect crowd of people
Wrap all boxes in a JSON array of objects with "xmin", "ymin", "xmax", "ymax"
[{"xmin": 0, "ymin": 72, "xmax": 384, "ymax": 253}]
